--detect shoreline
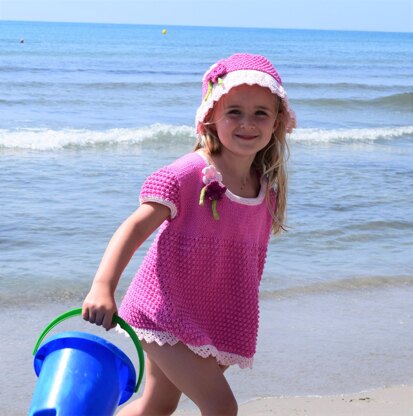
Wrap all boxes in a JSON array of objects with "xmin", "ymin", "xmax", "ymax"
[
  {"xmin": 175, "ymin": 385, "xmax": 413, "ymax": 415},
  {"xmin": 2, "ymin": 289, "xmax": 413, "ymax": 415}
]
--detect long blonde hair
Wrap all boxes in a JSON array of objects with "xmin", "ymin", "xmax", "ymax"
[{"xmin": 194, "ymin": 98, "xmax": 290, "ymax": 235}]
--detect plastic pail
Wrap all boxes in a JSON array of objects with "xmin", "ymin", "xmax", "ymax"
[{"xmin": 29, "ymin": 308, "xmax": 145, "ymax": 416}]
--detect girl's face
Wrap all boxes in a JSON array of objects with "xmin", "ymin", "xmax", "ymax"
[{"xmin": 212, "ymin": 84, "xmax": 279, "ymax": 159}]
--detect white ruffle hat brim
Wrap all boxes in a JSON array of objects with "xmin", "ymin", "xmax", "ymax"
[{"xmin": 195, "ymin": 69, "xmax": 296, "ymax": 135}]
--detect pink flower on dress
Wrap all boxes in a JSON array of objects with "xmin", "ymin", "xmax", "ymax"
[
  {"xmin": 199, "ymin": 165, "xmax": 226, "ymax": 220},
  {"xmin": 202, "ymin": 165, "xmax": 223, "ymax": 185}
]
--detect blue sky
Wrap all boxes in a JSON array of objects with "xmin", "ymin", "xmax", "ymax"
[{"xmin": 0, "ymin": 0, "xmax": 412, "ymax": 32}]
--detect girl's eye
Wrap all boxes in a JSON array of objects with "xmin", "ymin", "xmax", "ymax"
[
  {"xmin": 256, "ymin": 110, "xmax": 269, "ymax": 117},
  {"xmin": 227, "ymin": 109, "xmax": 241, "ymax": 116}
]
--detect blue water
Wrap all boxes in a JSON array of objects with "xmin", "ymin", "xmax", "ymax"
[{"xmin": 0, "ymin": 20, "xmax": 412, "ymax": 414}]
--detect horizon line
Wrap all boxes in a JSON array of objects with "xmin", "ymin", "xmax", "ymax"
[{"xmin": 1, "ymin": 19, "xmax": 411, "ymax": 35}]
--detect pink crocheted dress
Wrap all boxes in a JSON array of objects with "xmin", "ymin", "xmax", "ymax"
[{"xmin": 119, "ymin": 152, "xmax": 275, "ymax": 368}]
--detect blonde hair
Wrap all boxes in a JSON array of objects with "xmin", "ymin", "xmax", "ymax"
[{"xmin": 194, "ymin": 98, "xmax": 290, "ymax": 235}]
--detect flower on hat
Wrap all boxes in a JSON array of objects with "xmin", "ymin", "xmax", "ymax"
[
  {"xmin": 205, "ymin": 62, "xmax": 227, "ymax": 84},
  {"xmin": 203, "ymin": 62, "xmax": 227, "ymax": 102},
  {"xmin": 199, "ymin": 165, "xmax": 226, "ymax": 220}
]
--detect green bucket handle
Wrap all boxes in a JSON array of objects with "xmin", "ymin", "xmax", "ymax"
[{"xmin": 32, "ymin": 307, "xmax": 144, "ymax": 393}]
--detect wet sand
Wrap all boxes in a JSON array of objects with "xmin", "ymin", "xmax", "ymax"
[{"xmin": 176, "ymin": 385, "xmax": 413, "ymax": 415}]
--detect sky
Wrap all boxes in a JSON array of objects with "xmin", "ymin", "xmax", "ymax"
[{"xmin": 0, "ymin": 0, "xmax": 412, "ymax": 32}]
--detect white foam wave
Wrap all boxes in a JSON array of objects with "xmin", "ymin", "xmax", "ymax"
[
  {"xmin": 291, "ymin": 125, "xmax": 413, "ymax": 143},
  {"xmin": 1, "ymin": 124, "xmax": 412, "ymax": 150},
  {"xmin": 0, "ymin": 124, "xmax": 195, "ymax": 150}
]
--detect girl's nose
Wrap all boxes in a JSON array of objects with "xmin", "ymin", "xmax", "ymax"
[{"xmin": 240, "ymin": 116, "xmax": 256, "ymax": 130}]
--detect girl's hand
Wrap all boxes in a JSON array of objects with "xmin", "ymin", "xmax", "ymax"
[{"xmin": 82, "ymin": 281, "xmax": 118, "ymax": 331}]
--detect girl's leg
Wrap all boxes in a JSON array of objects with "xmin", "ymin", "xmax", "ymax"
[
  {"xmin": 117, "ymin": 355, "xmax": 182, "ymax": 416},
  {"xmin": 141, "ymin": 340, "xmax": 238, "ymax": 416}
]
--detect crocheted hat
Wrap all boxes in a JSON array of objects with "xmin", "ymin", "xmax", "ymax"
[{"xmin": 195, "ymin": 53, "xmax": 296, "ymax": 135}]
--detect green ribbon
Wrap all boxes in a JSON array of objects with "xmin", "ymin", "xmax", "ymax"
[
  {"xmin": 211, "ymin": 200, "xmax": 219, "ymax": 220},
  {"xmin": 203, "ymin": 77, "xmax": 223, "ymax": 102},
  {"xmin": 199, "ymin": 186, "xmax": 220, "ymax": 221},
  {"xmin": 199, "ymin": 186, "xmax": 206, "ymax": 205}
]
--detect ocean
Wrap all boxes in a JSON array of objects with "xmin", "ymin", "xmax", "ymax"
[{"xmin": 0, "ymin": 20, "xmax": 412, "ymax": 414}]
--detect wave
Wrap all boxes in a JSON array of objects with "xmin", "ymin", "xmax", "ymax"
[
  {"xmin": 292, "ymin": 125, "xmax": 413, "ymax": 143},
  {"xmin": 260, "ymin": 275, "xmax": 413, "ymax": 300},
  {"xmin": 373, "ymin": 92, "xmax": 413, "ymax": 105},
  {"xmin": 0, "ymin": 65, "xmax": 202, "ymax": 77},
  {"xmin": 1, "ymin": 124, "xmax": 412, "ymax": 150},
  {"xmin": 0, "ymin": 278, "xmax": 95, "ymax": 307},
  {"xmin": 0, "ymin": 80, "xmax": 200, "ymax": 89},
  {"xmin": 293, "ymin": 92, "xmax": 413, "ymax": 107},
  {"xmin": 1, "ymin": 275, "xmax": 411, "ymax": 307},
  {"xmin": 0, "ymin": 124, "xmax": 195, "ymax": 150},
  {"xmin": 3, "ymin": 79, "xmax": 411, "ymax": 91},
  {"xmin": 288, "ymin": 82, "xmax": 413, "ymax": 92}
]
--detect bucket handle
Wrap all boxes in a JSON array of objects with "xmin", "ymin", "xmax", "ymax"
[{"xmin": 32, "ymin": 307, "xmax": 144, "ymax": 393}]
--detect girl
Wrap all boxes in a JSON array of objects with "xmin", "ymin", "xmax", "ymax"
[{"xmin": 82, "ymin": 53, "xmax": 296, "ymax": 415}]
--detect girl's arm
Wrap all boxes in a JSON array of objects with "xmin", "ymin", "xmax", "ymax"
[{"xmin": 82, "ymin": 202, "xmax": 170, "ymax": 330}]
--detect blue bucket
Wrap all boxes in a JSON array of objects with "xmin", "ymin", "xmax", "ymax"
[{"xmin": 29, "ymin": 308, "xmax": 145, "ymax": 416}]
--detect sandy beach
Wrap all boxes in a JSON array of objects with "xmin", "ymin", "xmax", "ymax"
[
  {"xmin": 176, "ymin": 385, "xmax": 413, "ymax": 415},
  {"xmin": 240, "ymin": 385, "xmax": 413, "ymax": 416}
]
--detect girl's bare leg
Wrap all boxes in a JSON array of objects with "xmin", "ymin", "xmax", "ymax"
[
  {"xmin": 119, "ymin": 340, "xmax": 237, "ymax": 416},
  {"xmin": 117, "ymin": 355, "xmax": 182, "ymax": 416}
]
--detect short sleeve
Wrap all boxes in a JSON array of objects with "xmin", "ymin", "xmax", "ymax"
[{"xmin": 139, "ymin": 167, "xmax": 180, "ymax": 219}]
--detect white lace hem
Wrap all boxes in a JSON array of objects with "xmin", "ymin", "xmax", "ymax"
[
  {"xmin": 116, "ymin": 326, "xmax": 253, "ymax": 369},
  {"xmin": 140, "ymin": 196, "xmax": 177, "ymax": 219}
]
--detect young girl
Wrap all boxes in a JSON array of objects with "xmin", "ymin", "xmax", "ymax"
[{"xmin": 82, "ymin": 53, "xmax": 296, "ymax": 415}]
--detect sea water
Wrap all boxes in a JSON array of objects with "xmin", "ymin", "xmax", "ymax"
[{"xmin": 0, "ymin": 21, "xmax": 412, "ymax": 414}]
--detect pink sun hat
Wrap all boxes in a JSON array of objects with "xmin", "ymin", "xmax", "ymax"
[{"xmin": 195, "ymin": 53, "xmax": 296, "ymax": 135}]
